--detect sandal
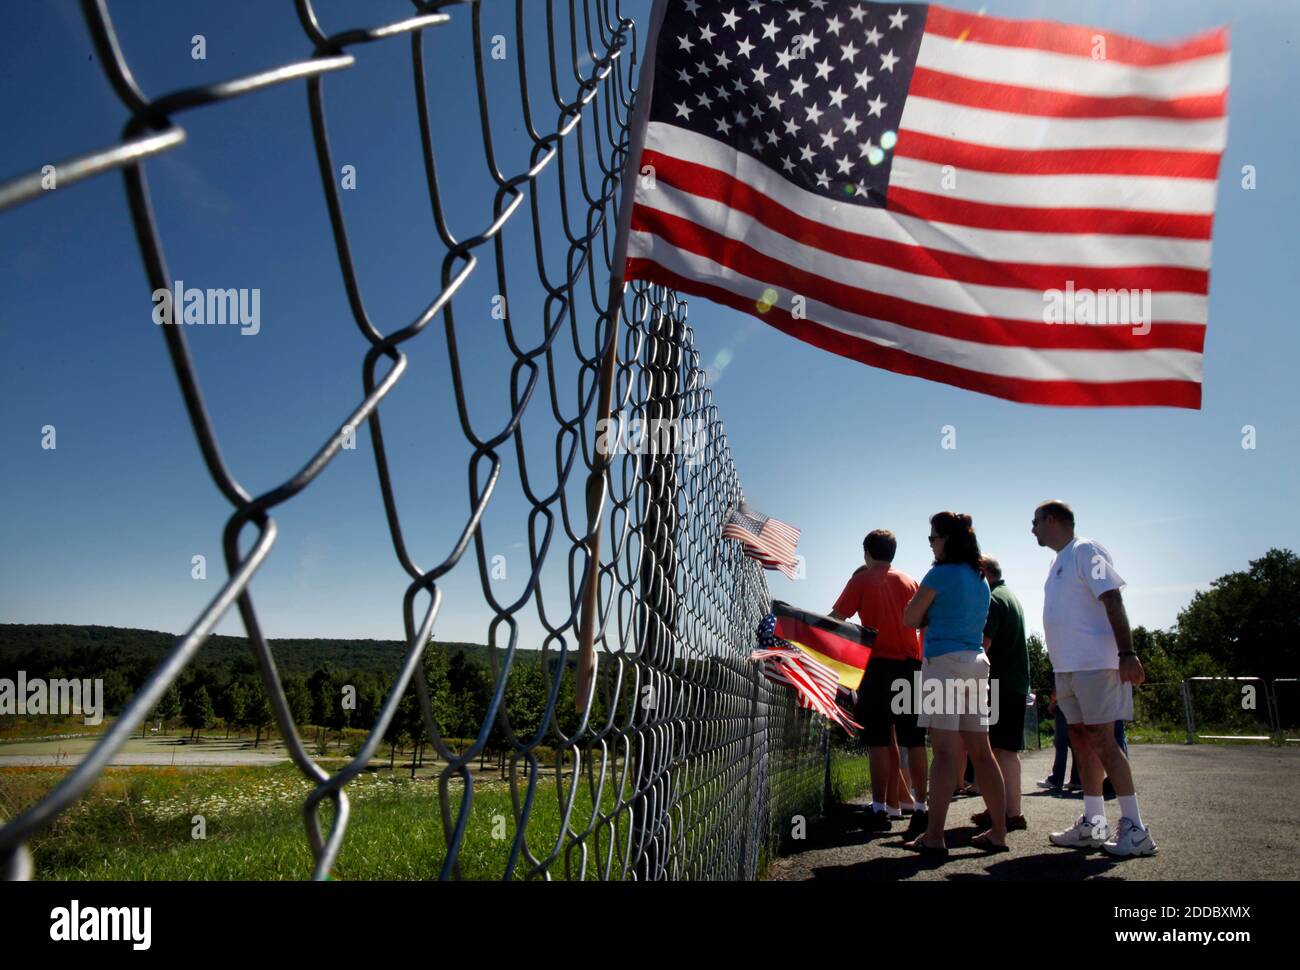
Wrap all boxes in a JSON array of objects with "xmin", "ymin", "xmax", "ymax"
[
  {"xmin": 971, "ymin": 810, "xmax": 1028, "ymax": 831},
  {"xmin": 901, "ymin": 836, "xmax": 949, "ymax": 857},
  {"xmin": 971, "ymin": 832, "xmax": 1010, "ymax": 853}
]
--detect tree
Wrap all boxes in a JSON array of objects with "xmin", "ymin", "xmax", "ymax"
[
  {"xmin": 447, "ymin": 651, "xmax": 492, "ymax": 743},
  {"xmin": 395, "ymin": 645, "xmax": 457, "ymax": 777},
  {"xmin": 354, "ymin": 679, "xmax": 382, "ymax": 728},
  {"xmin": 182, "ymin": 685, "xmax": 214, "ymax": 741},
  {"xmin": 1131, "ymin": 625, "xmax": 1192, "ymax": 726},
  {"xmin": 400, "ymin": 690, "xmax": 424, "ymax": 779},
  {"xmin": 505, "ymin": 662, "xmax": 547, "ymax": 742},
  {"xmin": 551, "ymin": 656, "xmax": 580, "ymax": 738},
  {"xmin": 156, "ymin": 684, "xmax": 181, "ymax": 736},
  {"xmin": 99, "ymin": 668, "xmax": 132, "ymax": 715},
  {"xmin": 283, "ymin": 675, "xmax": 313, "ymax": 729},
  {"xmin": 326, "ymin": 682, "xmax": 350, "ymax": 747},
  {"xmin": 424, "ymin": 643, "xmax": 455, "ymax": 737},
  {"xmin": 309, "ymin": 668, "xmax": 333, "ymax": 745},
  {"xmin": 1026, "ymin": 633, "xmax": 1052, "ymax": 693},
  {"xmin": 1173, "ymin": 548, "xmax": 1299, "ymax": 680},
  {"xmin": 244, "ymin": 680, "xmax": 274, "ymax": 748},
  {"xmin": 383, "ymin": 682, "xmax": 410, "ymax": 770},
  {"xmin": 220, "ymin": 682, "xmax": 247, "ymax": 739}
]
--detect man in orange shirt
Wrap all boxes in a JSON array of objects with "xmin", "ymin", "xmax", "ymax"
[{"xmin": 831, "ymin": 530, "xmax": 928, "ymax": 833}]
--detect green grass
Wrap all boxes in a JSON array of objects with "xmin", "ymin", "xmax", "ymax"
[
  {"xmin": 829, "ymin": 752, "xmax": 871, "ymax": 804},
  {"xmin": 0, "ymin": 762, "xmax": 647, "ymax": 880},
  {"xmin": 0, "ymin": 714, "xmax": 114, "ymax": 742},
  {"xmin": 1038, "ymin": 721, "xmax": 1278, "ymax": 745}
]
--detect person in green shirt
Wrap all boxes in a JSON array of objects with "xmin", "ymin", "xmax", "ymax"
[{"xmin": 970, "ymin": 556, "xmax": 1031, "ymax": 830}]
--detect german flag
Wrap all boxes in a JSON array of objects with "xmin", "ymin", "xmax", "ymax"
[{"xmin": 772, "ymin": 600, "xmax": 875, "ymax": 692}]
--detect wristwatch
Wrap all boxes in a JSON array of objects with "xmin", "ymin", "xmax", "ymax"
[{"xmin": 1119, "ymin": 650, "xmax": 1138, "ymax": 659}]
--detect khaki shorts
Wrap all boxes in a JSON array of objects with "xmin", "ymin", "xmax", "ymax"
[
  {"xmin": 917, "ymin": 650, "xmax": 991, "ymax": 733},
  {"xmin": 1056, "ymin": 669, "xmax": 1133, "ymax": 725}
]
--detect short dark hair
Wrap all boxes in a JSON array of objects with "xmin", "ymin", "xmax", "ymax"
[
  {"xmin": 1036, "ymin": 500, "xmax": 1075, "ymax": 527},
  {"xmin": 930, "ymin": 511, "xmax": 981, "ymax": 569},
  {"xmin": 863, "ymin": 529, "xmax": 897, "ymax": 563},
  {"xmin": 980, "ymin": 556, "xmax": 1002, "ymax": 580}
]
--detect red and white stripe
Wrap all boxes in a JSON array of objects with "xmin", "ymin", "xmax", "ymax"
[
  {"xmin": 752, "ymin": 647, "xmax": 861, "ymax": 731},
  {"xmin": 722, "ymin": 513, "xmax": 801, "ymax": 577},
  {"xmin": 625, "ymin": 6, "xmax": 1229, "ymax": 408}
]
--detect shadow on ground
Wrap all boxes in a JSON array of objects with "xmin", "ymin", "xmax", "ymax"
[{"xmin": 764, "ymin": 745, "xmax": 1300, "ymax": 881}]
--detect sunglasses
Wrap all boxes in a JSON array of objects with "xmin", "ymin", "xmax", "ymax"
[{"xmin": 928, "ymin": 534, "xmax": 941, "ymax": 541}]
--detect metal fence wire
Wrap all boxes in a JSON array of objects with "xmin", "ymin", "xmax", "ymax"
[{"xmin": 0, "ymin": 0, "xmax": 847, "ymax": 880}]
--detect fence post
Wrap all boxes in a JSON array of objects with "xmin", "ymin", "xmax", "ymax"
[
  {"xmin": 1265, "ymin": 679, "xmax": 1281, "ymax": 743},
  {"xmin": 821, "ymin": 723, "xmax": 833, "ymax": 812},
  {"xmin": 1181, "ymin": 679, "xmax": 1195, "ymax": 744},
  {"xmin": 737, "ymin": 663, "xmax": 763, "ymax": 880}
]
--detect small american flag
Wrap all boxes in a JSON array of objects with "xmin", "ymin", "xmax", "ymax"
[
  {"xmin": 753, "ymin": 612, "xmax": 862, "ymax": 732},
  {"xmin": 721, "ymin": 501, "xmax": 800, "ymax": 577},
  {"xmin": 620, "ymin": 1, "xmax": 1229, "ymax": 408}
]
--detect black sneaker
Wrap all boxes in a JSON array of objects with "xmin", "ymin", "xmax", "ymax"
[
  {"xmin": 861, "ymin": 808, "xmax": 892, "ymax": 831},
  {"xmin": 905, "ymin": 810, "xmax": 929, "ymax": 835}
]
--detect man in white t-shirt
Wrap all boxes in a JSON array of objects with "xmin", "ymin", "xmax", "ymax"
[{"xmin": 1032, "ymin": 500, "xmax": 1157, "ymax": 857}]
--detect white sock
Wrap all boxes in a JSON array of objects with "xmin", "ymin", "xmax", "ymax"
[
  {"xmin": 1084, "ymin": 795, "xmax": 1106, "ymax": 824},
  {"xmin": 886, "ymin": 804, "xmax": 902, "ymax": 818},
  {"xmin": 871, "ymin": 801, "xmax": 886, "ymax": 813},
  {"xmin": 1118, "ymin": 795, "xmax": 1145, "ymax": 830},
  {"xmin": 913, "ymin": 800, "xmax": 928, "ymax": 813}
]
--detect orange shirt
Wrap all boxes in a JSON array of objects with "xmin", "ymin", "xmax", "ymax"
[{"xmin": 832, "ymin": 563, "xmax": 922, "ymax": 662}]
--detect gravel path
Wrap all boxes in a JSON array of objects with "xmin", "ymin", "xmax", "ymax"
[{"xmin": 763, "ymin": 744, "xmax": 1300, "ymax": 881}]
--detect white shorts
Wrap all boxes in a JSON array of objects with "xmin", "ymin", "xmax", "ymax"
[
  {"xmin": 1055, "ymin": 669, "xmax": 1133, "ymax": 725},
  {"xmin": 917, "ymin": 650, "xmax": 991, "ymax": 733}
]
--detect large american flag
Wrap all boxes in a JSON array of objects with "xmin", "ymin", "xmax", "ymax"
[
  {"xmin": 621, "ymin": 1, "xmax": 1229, "ymax": 408},
  {"xmin": 721, "ymin": 501, "xmax": 801, "ymax": 577}
]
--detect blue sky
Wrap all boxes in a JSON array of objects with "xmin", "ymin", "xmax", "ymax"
[{"xmin": 2, "ymin": 0, "xmax": 1297, "ymax": 653}]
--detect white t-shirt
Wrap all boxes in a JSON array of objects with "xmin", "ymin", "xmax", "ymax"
[{"xmin": 1042, "ymin": 536, "xmax": 1126, "ymax": 672}]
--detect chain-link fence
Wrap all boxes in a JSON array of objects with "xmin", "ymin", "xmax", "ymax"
[
  {"xmin": 1031, "ymin": 680, "xmax": 1186, "ymax": 747},
  {"xmin": 1132, "ymin": 680, "xmax": 1187, "ymax": 738},
  {"xmin": 1274, "ymin": 679, "xmax": 1300, "ymax": 743},
  {"xmin": 1032, "ymin": 677, "xmax": 1296, "ymax": 747},
  {"xmin": 0, "ymin": 0, "xmax": 859, "ymax": 880},
  {"xmin": 1182, "ymin": 677, "xmax": 1282, "ymax": 743}
]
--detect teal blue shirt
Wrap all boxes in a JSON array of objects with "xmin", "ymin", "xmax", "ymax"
[{"xmin": 919, "ymin": 564, "xmax": 991, "ymax": 658}]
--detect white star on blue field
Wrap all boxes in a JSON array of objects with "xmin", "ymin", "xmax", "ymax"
[{"xmin": 652, "ymin": 0, "xmax": 925, "ymax": 204}]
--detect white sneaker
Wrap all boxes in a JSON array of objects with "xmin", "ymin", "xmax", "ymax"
[
  {"xmin": 1049, "ymin": 814, "xmax": 1110, "ymax": 848},
  {"xmin": 1102, "ymin": 817, "xmax": 1158, "ymax": 857}
]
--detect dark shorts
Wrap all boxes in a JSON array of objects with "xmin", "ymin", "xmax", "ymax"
[
  {"xmin": 989, "ymin": 691, "xmax": 1027, "ymax": 752},
  {"xmin": 855, "ymin": 656, "xmax": 926, "ymax": 748}
]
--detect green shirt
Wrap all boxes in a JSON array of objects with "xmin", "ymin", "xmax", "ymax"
[{"xmin": 984, "ymin": 579, "xmax": 1030, "ymax": 697}]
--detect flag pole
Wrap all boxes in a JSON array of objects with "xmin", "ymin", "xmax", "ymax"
[{"xmin": 576, "ymin": 0, "xmax": 669, "ymax": 715}]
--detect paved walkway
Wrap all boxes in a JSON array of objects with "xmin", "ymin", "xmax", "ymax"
[
  {"xmin": 0, "ymin": 734, "xmax": 293, "ymax": 766},
  {"xmin": 0, "ymin": 751, "xmax": 286, "ymax": 766},
  {"xmin": 764, "ymin": 745, "xmax": 1300, "ymax": 880}
]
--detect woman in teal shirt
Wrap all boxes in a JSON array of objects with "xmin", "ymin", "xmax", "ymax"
[{"xmin": 900, "ymin": 511, "xmax": 1009, "ymax": 856}]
